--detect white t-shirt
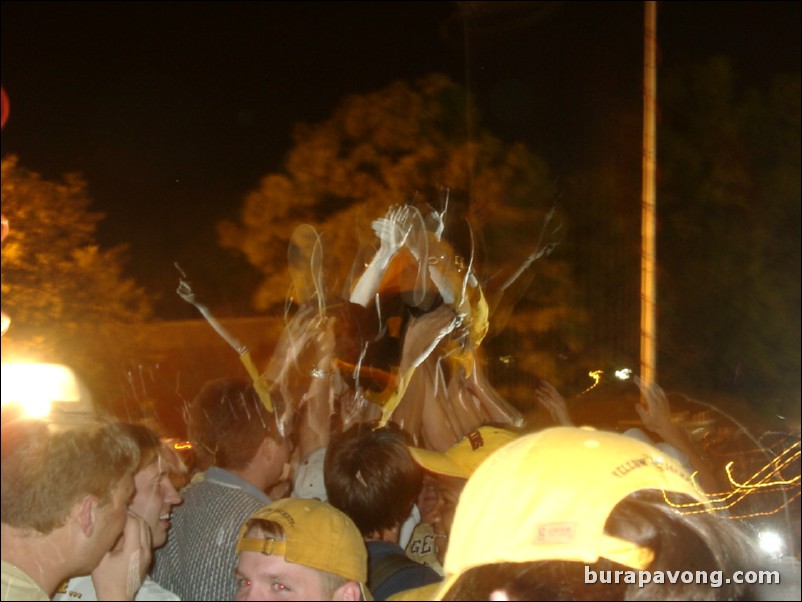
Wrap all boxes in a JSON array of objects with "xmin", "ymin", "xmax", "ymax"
[{"xmin": 291, "ymin": 446, "xmax": 328, "ymax": 501}]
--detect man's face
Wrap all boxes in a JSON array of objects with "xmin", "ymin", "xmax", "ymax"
[
  {"xmin": 129, "ymin": 452, "xmax": 182, "ymax": 548},
  {"xmin": 418, "ymin": 473, "xmax": 465, "ymax": 564},
  {"xmin": 235, "ymin": 550, "xmax": 331, "ymax": 601}
]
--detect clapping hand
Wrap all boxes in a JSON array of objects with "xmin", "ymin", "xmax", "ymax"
[{"xmin": 534, "ymin": 381, "xmax": 574, "ymax": 426}]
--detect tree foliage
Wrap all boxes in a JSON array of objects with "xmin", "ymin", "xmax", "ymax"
[
  {"xmin": 658, "ymin": 57, "xmax": 800, "ymax": 406},
  {"xmin": 219, "ymin": 74, "xmax": 585, "ymax": 394},
  {"xmin": 1, "ymin": 155, "xmax": 155, "ymax": 406}
]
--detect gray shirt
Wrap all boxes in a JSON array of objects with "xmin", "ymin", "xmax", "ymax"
[{"xmin": 151, "ymin": 467, "xmax": 270, "ymax": 601}]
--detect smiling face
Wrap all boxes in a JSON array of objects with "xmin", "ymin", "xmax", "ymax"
[{"xmin": 129, "ymin": 450, "xmax": 182, "ymax": 549}]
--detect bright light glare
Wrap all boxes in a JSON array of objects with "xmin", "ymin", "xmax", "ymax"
[
  {"xmin": 615, "ymin": 368, "xmax": 632, "ymax": 380},
  {"xmin": 1, "ymin": 363, "xmax": 87, "ymax": 418},
  {"xmin": 758, "ymin": 530, "xmax": 784, "ymax": 557}
]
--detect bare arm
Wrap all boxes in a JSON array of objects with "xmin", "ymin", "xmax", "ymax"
[
  {"xmin": 297, "ymin": 317, "xmax": 337, "ymax": 460},
  {"xmin": 534, "ymin": 381, "xmax": 574, "ymax": 426},
  {"xmin": 350, "ymin": 207, "xmax": 411, "ymax": 307},
  {"xmin": 636, "ymin": 386, "xmax": 720, "ymax": 495},
  {"xmin": 377, "ymin": 305, "xmax": 458, "ymax": 429}
]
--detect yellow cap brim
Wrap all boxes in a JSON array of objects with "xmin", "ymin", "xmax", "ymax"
[{"xmin": 408, "ymin": 445, "xmax": 470, "ymax": 479}]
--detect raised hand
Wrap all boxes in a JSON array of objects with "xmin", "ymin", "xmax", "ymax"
[
  {"xmin": 350, "ymin": 205, "xmax": 413, "ymax": 307},
  {"xmin": 534, "ymin": 381, "xmax": 574, "ymax": 426},
  {"xmin": 92, "ymin": 511, "xmax": 152, "ymax": 600},
  {"xmin": 633, "ymin": 380, "xmax": 721, "ymax": 494},
  {"xmin": 634, "ymin": 383, "xmax": 675, "ymax": 440},
  {"xmin": 372, "ymin": 204, "xmax": 412, "ymax": 261}
]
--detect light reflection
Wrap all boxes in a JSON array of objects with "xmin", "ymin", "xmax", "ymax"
[
  {"xmin": 663, "ymin": 440, "xmax": 801, "ymax": 519},
  {"xmin": 1, "ymin": 362, "xmax": 91, "ymax": 418}
]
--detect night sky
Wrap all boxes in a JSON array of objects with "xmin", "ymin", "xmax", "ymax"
[{"xmin": 2, "ymin": 1, "xmax": 800, "ymax": 318}]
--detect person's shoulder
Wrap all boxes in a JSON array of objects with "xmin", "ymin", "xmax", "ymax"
[
  {"xmin": 370, "ymin": 551, "xmax": 442, "ymax": 600},
  {"xmin": 52, "ymin": 574, "xmax": 96, "ymax": 600},
  {"xmin": 394, "ymin": 560, "xmax": 441, "ymax": 584},
  {"xmin": 175, "ymin": 477, "xmax": 267, "ymax": 512},
  {"xmin": 387, "ymin": 582, "xmax": 441, "ymax": 601},
  {"xmin": 367, "ymin": 539, "xmax": 403, "ymax": 556},
  {"xmin": 2, "ymin": 560, "xmax": 51, "ymax": 601}
]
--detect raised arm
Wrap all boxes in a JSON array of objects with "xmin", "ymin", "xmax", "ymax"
[
  {"xmin": 534, "ymin": 381, "xmax": 574, "ymax": 426},
  {"xmin": 636, "ymin": 385, "xmax": 720, "ymax": 495},
  {"xmin": 350, "ymin": 206, "xmax": 412, "ymax": 307}
]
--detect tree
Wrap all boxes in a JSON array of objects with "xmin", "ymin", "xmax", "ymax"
[
  {"xmin": 219, "ymin": 74, "xmax": 586, "ymax": 401},
  {"xmin": 1, "ymin": 155, "xmax": 155, "ymax": 409},
  {"xmin": 658, "ymin": 57, "xmax": 801, "ymax": 409}
]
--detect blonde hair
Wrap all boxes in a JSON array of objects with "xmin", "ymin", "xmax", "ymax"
[
  {"xmin": 242, "ymin": 519, "xmax": 349, "ymax": 598},
  {"xmin": 1, "ymin": 415, "xmax": 140, "ymax": 533}
]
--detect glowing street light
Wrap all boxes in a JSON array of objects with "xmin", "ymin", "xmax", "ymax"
[{"xmin": 1, "ymin": 363, "xmax": 93, "ymax": 418}]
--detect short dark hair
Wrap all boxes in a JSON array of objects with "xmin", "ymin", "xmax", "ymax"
[
  {"xmin": 188, "ymin": 377, "xmax": 282, "ymax": 470},
  {"xmin": 324, "ymin": 422, "xmax": 422, "ymax": 536}
]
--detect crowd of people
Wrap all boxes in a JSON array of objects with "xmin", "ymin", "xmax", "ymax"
[
  {"xmin": 4, "ymin": 384, "xmax": 795, "ymax": 601},
  {"xmin": 2, "ymin": 201, "xmax": 799, "ymax": 601}
]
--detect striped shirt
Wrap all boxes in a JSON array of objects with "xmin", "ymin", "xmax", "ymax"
[{"xmin": 152, "ymin": 467, "xmax": 271, "ymax": 601}]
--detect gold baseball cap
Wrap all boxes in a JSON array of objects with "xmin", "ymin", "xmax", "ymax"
[
  {"xmin": 436, "ymin": 426, "xmax": 710, "ymax": 599},
  {"xmin": 236, "ymin": 497, "xmax": 368, "ymax": 584},
  {"xmin": 407, "ymin": 426, "xmax": 519, "ymax": 479}
]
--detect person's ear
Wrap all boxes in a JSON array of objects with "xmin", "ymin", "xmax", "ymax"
[
  {"xmin": 334, "ymin": 581, "xmax": 362, "ymax": 601},
  {"xmin": 75, "ymin": 495, "xmax": 98, "ymax": 537},
  {"xmin": 260, "ymin": 436, "xmax": 274, "ymax": 462}
]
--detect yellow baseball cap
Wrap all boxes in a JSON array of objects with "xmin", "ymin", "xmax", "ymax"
[
  {"xmin": 407, "ymin": 426, "xmax": 519, "ymax": 479},
  {"xmin": 436, "ymin": 426, "xmax": 710, "ymax": 599},
  {"xmin": 236, "ymin": 498, "xmax": 368, "ymax": 585}
]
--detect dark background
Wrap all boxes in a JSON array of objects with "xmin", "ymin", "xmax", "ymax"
[{"xmin": 3, "ymin": 1, "xmax": 799, "ymax": 318}]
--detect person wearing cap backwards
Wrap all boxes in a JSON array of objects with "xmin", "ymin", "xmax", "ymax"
[
  {"xmin": 234, "ymin": 498, "xmax": 369, "ymax": 601},
  {"xmin": 403, "ymin": 425, "xmax": 519, "ymax": 577},
  {"xmin": 435, "ymin": 426, "xmax": 761, "ymax": 601}
]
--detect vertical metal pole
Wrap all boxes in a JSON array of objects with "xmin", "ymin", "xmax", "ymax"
[{"xmin": 641, "ymin": 1, "xmax": 658, "ymax": 403}]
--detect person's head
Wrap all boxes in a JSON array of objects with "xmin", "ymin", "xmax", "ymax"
[
  {"xmin": 409, "ymin": 426, "xmax": 519, "ymax": 564},
  {"xmin": 235, "ymin": 498, "xmax": 367, "ymax": 601},
  {"xmin": 189, "ymin": 377, "xmax": 290, "ymax": 482},
  {"xmin": 325, "ymin": 421, "xmax": 422, "ymax": 538},
  {"xmin": 437, "ymin": 426, "xmax": 759, "ymax": 601},
  {"xmin": 1, "ymin": 414, "xmax": 140, "ymax": 572},
  {"xmin": 119, "ymin": 423, "xmax": 183, "ymax": 549}
]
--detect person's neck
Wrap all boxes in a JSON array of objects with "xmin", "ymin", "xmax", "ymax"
[
  {"xmin": 226, "ymin": 463, "xmax": 269, "ymax": 493},
  {"xmin": 1, "ymin": 523, "xmax": 70, "ymax": 597},
  {"xmin": 365, "ymin": 524, "xmax": 400, "ymax": 544}
]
